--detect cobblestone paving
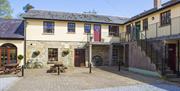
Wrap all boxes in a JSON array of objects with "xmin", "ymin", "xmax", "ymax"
[
  {"xmin": 6, "ymin": 67, "xmax": 180, "ymax": 91},
  {"xmin": 0, "ymin": 77, "xmax": 19, "ymax": 91}
]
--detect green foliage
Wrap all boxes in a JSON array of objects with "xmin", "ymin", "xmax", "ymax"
[
  {"xmin": 0, "ymin": 0, "xmax": 12, "ymax": 19},
  {"xmin": 23, "ymin": 3, "xmax": 34, "ymax": 12},
  {"xmin": 62, "ymin": 49, "xmax": 70, "ymax": 57},
  {"xmin": 18, "ymin": 55, "xmax": 24, "ymax": 61}
]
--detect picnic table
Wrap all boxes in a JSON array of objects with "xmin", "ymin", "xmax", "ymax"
[
  {"xmin": 3, "ymin": 63, "xmax": 21, "ymax": 74},
  {"xmin": 47, "ymin": 61, "xmax": 67, "ymax": 75}
]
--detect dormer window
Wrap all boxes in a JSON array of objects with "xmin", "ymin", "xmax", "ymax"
[{"xmin": 43, "ymin": 21, "xmax": 54, "ymax": 34}]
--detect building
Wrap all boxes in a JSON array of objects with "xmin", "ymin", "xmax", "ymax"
[
  {"xmin": 0, "ymin": 19, "xmax": 24, "ymax": 67},
  {"xmin": 122, "ymin": 0, "xmax": 180, "ymax": 77},
  {"xmin": 22, "ymin": 10, "xmax": 128, "ymax": 67},
  {"xmin": 0, "ymin": 0, "xmax": 179, "ymax": 78}
]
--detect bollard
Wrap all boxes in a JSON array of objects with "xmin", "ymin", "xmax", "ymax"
[
  {"xmin": 118, "ymin": 61, "xmax": 121, "ymax": 71},
  {"xmin": 89, "ymin": 63, "xmax": 92, "ymax": 73},
  {"xmin": 22, "ymin": 65, "xmax": 24, "ymax": 77},
  {"xmin": 58, "ymin": 66, "xmax": 60, "ymax": 75}
]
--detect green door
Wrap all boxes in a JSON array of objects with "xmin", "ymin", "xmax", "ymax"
[{"xmin": 135, "ymin": 22, "xmax": 141, "ymax": 40}]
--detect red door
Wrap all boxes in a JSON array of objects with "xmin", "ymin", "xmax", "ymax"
[
  {"xmin": 94, "ymin": 24, "xmax": 101, "ymax": 42},
  {"xmin": 74, "ymin": 49, "xmax": 85, "ymax": 67},
  {"xmin": 168, "ymin": 44, "xmax": 176, "ymax": 73}
]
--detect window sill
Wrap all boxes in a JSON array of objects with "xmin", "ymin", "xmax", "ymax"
[
  {"xmin": 83, "ymin": 33, "xmax": 91, "ymax": 35},
  {"xmin": 108, "ymin": 35, "xmax": 119, "ymax": 37},
  {"xmin": 42, "ymin": 33, "xmax": 54, "ymax": 35},
  {"xmin": 159, "ymin": 24, "xmax": 171, "ymax": 28},
  {"xmin": 67, "ymin": 32, "xmax": 76, "ymax": 34}
]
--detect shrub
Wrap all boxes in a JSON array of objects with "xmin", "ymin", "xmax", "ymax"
[{"xmin": 18, "ymin": 55, "xmax": 24, "ymax": 61}]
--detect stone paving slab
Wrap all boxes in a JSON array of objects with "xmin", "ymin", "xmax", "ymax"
[
  {"xmin": 0, "ymin": 77, "xmax": 19, "ymax": 91},
  {"xmin": 84, "ymin": 83, "xmax": 180, "ymax": 91},
  {"xmin": 6, "ymin": 67, "xmax": 180, "ymax": 91}
]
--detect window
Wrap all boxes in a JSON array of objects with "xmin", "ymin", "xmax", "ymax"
[
  {"xmin": 109, "ymin": 25, "xmax": 119, "ymax": 36},
  {"xmin": 160, "ymin": 10, "xmax": 171, "ymax": 26},
  {"xmin": 84, "ymin": 24, "xmax": 91, "ymax": 33},
  {"xmin": 126, "ymin": 24, "xmax": 132, "ymax": 34},
  {"xmin": 0, "ymin": 43, "xmax": 17, "ymax": 65},
  {"xmin": 48, "ymin": 48, "xmax": 58, "ymax": 61},
  {"xmin": 143, "ymin": 18, "xmax": 148, "ymax": 30},
  {"xmin": 68, "ymin": 22, "xmax": 75, "ymax": 33},
  {"xmin": 43, "ymin": 21, "xmax": 54, "ymax": 34}
]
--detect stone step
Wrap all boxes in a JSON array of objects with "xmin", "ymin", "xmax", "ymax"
[
  {"xmin": 165, "ymin": 74, "xmax": 178, "ymax": 78},
  {"xmin": 165, "ymin": 69, "xmax": 174, "ymax": 74},
  {"xmin": 167, "ymin": 78, "xmax": 180, "ymax": 83}
]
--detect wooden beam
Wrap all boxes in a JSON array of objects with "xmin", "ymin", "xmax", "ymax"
[
  {"xmin": 7, "ymin": 48, "xmax": 11, "ymax": 64},
  {"xmin": 0, "ymin": 48, "xmax": 1, "ymax": 66}
]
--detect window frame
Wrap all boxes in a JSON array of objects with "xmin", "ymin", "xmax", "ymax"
[
  {"xmin": 68, "ymin": 22, "xmax": 76, "ymax": 33},
  {"xmin": 109, "ymin": 25, "xmax": 119, "ymax": 37},
  {"xmin": 48, "ymin": 48, "xmax": 58, "ymax": 61},
  {"xmin": 84, "ymin": 23, "xmax": 91, "ymax": 34},
  {"xmin": 143, "ymin": 18, "xmax": 148, "ymax": 31},
  {"xmin": 126, "ymin": 24, "xmax": 132, "ymax": 34},
  {"xmin": 43, "ymin": 21, "xmax": 55, "ymax": 34},
  {"xmin": 160, "ymin": 10, "xmax": 171, "ymax": 26}
]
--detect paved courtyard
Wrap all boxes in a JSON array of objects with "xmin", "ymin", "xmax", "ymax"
[{"xmin": 1, "ymin": 67, "xmax": 180, "ymax": 91}]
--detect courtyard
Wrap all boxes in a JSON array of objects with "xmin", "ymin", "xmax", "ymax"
[{"xmin": 0, "ymin": 67, "xmax": 180, "ymax": 91}]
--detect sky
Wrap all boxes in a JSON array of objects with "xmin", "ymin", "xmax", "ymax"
[{"xmin": 9, "ymin": 0, "xmax": 169, "ymax": 18}]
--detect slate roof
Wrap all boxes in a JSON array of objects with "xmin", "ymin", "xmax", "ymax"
[
  {"xmin": 0, "ymin": 19, "xmax": 24, "ymax": 39},
  {"xmin": 22, "ymin": 10, "xmax": 129, "ymax": 24},
  {"xmin": 125, "ymin": 0, "xmax": 180, "ymax": 23}
]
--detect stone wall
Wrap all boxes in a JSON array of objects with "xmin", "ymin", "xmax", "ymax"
[
  {"xmin": 128, "ymin": 42, "xmax": 156, "ymax": 71},
  {"xmin": 92, "ymin": 45, "xmax": 110, "ymax": 66},
  {"xmin": 26, "ymin": 40, "xmax": 88, "ymax": 67}
]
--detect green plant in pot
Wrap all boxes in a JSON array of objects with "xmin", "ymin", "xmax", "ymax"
[
  {"xmin": 32, "ymin": 50, "xmax": 40, "ymax": 58},
  {"xmin": 18, "ymin": 54, "xmax": 24, "ymax": 64},
  {"xmin": 62, "ymin": 49, "xmax": 70, "ymax": 57}
]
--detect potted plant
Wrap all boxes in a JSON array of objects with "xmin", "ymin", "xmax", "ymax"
[
  {"xmin": 62, "ymin": 49, "xmax": 70, "ymax": 57},
  {"xmin": 17, "ymin": 54, "xmax": 24, "ymax": 64},
  {"xmin": 32, "ymin": 50, "xmax": 40, "ymax": 58}
]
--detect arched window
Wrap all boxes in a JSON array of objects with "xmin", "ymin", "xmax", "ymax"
[{"xmin": 0, "ymin": 43, "xmax": 17, "ymax": 66}]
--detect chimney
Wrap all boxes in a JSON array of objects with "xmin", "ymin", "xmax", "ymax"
[{"xmin": 154, "ymin": 0, "xmax": 161, "ymax": 8}]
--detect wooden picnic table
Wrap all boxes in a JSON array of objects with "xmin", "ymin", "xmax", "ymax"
[
  {"xmin": 47, "ymin": 61, "xmax": 66, "ymax": 75},
  {"xmin": 4, "ymin": 63, "xmax": 21, "ymax": 74}
]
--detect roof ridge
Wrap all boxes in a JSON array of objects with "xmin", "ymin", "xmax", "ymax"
[{"xmin": 29, "ymin": 9, "xmax": 129, "ymax": 19}]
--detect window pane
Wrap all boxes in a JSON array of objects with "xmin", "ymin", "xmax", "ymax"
[
  {"xmin": 44, "ymin": 21, "xmax": 54, "ymax": 33},
  {"xmin": 68, "ymin": 23, "xmax": 75, "ymax": 32},
  {"xmin": 48, "ymin": 48, "xmax": 58, "ymax": 61},
  {"xmin": 109, "ymin": 25, "xmax": 119, "ymax": 36},
  {"xmin": 160, "ymin": 11, "xmax": 171, "ymax": 26},
  {"xmin": 84, "ymin": 24, "xmax": 91, "ymax": 33}
]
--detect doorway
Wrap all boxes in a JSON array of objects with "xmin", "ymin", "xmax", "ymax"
[
  {"xmin": 94, "ymin": 24, "xmax": 101, "ymax": 42},
  {"xmin": 168, "ymin": 44, "xmax": 176, "ymax": 73},
  {"xmin": 74, "ymin": 49, "xmax": 86, "ymax": 67}
]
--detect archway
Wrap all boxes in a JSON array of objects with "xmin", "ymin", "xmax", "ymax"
[{"xmin": 0, "ymin": 43, "xmax": 17, "ymax": 66}]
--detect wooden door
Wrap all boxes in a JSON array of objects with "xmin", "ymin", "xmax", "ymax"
[
  {"xmin": 168, "ymin": 44, "xmax": 176, "ymax": 73},
  {"xmin": 74, "ymin": 49, "xmax": 85, "ymax": 67},
  {"xmin": 94, "ymin": 24, "xmax": 101, "ymax": 42}
]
